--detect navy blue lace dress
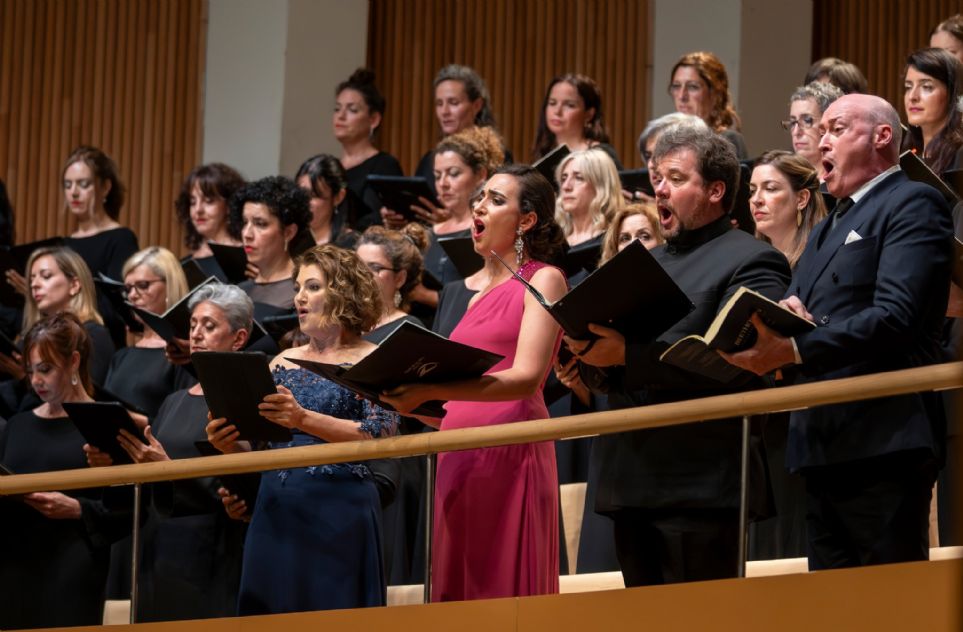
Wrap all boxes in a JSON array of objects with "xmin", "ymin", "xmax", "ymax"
[{"xmin": 237, "ymin": 366, "xmax": 399, "ymax": 615}]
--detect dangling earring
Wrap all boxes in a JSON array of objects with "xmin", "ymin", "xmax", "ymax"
[
  {"xmin": 796, "ymin": 209, "xmax": 803, "ymax": 227},
  {"xmin": 71, "ymin": 374, "xmax": 78, "ymax": 386},
  {"xmin": 393, "ymin": 290, "xmax": 402, "ymax": 308},
  {"xmin": 514, "ymin": 226, "xmax": 525, "ymax": 266}
]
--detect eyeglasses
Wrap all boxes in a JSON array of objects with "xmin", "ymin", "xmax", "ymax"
[
  {"xmin": 365, "ymin": 263, "xmax": 398, "ymax": 274},
  {"xmin": 781, "ymin": 114, "xmax": 817, "ymax": 131},
  {"xmin": 123, "ymin": 278, "xmax": 164, "ymax": 296},
  {"xmin": 668, "ymin": 82, "xmax": 704, "ymax": 96}
]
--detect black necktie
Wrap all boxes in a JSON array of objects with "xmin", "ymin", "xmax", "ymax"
[{"xmin": 829, "ymin": 197, "xmax": 854, "ymax": 232}]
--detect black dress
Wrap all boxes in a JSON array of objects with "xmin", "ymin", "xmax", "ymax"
[
  {"xmin": 104, "ymin": 347, "xmax": 195, "ymax": 419},
  {"xmin": 0, "ymin": 411, "xmax": 118, "ymax": 629},
  {"xmin": 65, "ymin": 227, "xmax": 139, "ymax": 281},
  {"xmin": 136, "ymin": 389, "xmax": 246, "ymax": 621},
  {"xmin": 364, "ymin": 314, "xmax": 426, "ymax": 585},
  {"xmin": 433, "ymin": 280, "xmax": 477, "ymax": 339},
  {"xmin": 345, "ymin": 151, "xmax": 403, "ymax": 230},
  {"xmin": 238, "ymin": 278, "xmax": 295, "ymax": 310},
  {"xmin": 66, "ymin": 227, "xmax": 140, "ymax": 348}
]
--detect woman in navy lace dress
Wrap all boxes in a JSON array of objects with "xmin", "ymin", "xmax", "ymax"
[{"xmin": 206, "ymin": 244, "xmax": 398, "ymax": 615}]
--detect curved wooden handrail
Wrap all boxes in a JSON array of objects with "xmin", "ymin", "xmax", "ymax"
[{"xmin": 1, "ymin": 361, "xmax": 961, "ymax": 495}]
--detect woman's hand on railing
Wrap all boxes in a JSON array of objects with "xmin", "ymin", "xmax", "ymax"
[
  {"xmin": 217, "ymin": 486, "xmax": 250, "ymax": 522},
  {"xmin": 22, "ymin": 491, "xmax": 82, "ymax": 519},
  {"xmin": 205, "ymin": 414, "xmax": 246, "ymax": 454}
]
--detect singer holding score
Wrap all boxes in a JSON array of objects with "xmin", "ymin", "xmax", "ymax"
[
  {"xmin": 205, "ymin": 245, "xmax": 398, "ymax": 615},
  {"xmin": 383, "ymin": 165, "xmax": 568, "ymax": 601}
]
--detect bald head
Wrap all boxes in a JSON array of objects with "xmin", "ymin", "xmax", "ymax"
[{"xmin": 819, "ymin": 94, "xmax": 901, "ymax": 197}]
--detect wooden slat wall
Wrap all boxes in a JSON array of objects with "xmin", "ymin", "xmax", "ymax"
[
  {"xmin": 367, "ymin": 0, "xmax": 651, "ymax": 173},
  {"xmin": 0, "ymin": 0, "xmax": 206, "ymax": 254},
  {"xmin": 812, "ymin": 0, "xmax": 963, "ymax": 117}
]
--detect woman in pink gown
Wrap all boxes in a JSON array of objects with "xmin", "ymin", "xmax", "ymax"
[{"xmin": 385, "ymin": 165, "xmax": 568, "ymax": 601}]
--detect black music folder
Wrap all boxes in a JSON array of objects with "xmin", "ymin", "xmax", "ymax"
[
  {"xmin": 493, "ymin": 239, "xmax": 694, "ymax": 340},
  {"xmin": 129, "ymin": 276, "xmax": 218, "ymax": 345},
  {"xmin": 94, "ymin": 272, "xmax": 144, "ymax": 334},
  {"xmin": 532, "ymin": 144, "xmax": 571, "ymax": 185},
  {"xmin": 659, "ymin": 286, "xmax": 816, "ymax": 383},
  {"xmin": 618, "ymin": 168, "xmax": 656, "ymax": 198},
  {"xmin": 900, "ymin": 150, "xmax": 959, "ymax": 205},
  {"xmin": 181, "ymin": 258, "xmax": 212, "ymax": 288},
  {"xmin": 559, "ymin": 239, "xmax": 602, "ymax": 277},
  {"xmin": 287, "ymin": 320, "xmax": 503, "ymax": 417},
  {"xmin": 366, "ymin": 175, "xmax": 442, "ymax": 223},
  {"xmin": 730, "ymin": 161, "xmax": 755, "ymax": 234},
  {"xmin": 193, "ymin": 440, "xmax": 262, "ymax": 506},
  {"xmin": 208, "ymin": 243, "xmax": 249, "ymax": 284},
  {"xmin": 63, "ymin": 401, "xmax": 149, "ymax": 465},
  {"xmin": 0, "ymin": 236, "xmax": 65, "ymax": 307},
  {"xmin": 437, "ymin": 233, "xmax": 485, "ymax": 279},
  {"xmin": 191, "ymin": 351, "xmax": 290, "ymax": 443}
]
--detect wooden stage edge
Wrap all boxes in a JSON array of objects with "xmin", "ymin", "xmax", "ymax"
[{"xmin": 39, "ymin": 558, "xmax": 963, "ymax": 632}]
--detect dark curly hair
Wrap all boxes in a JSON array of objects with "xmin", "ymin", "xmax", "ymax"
[
  {"xmin": 228, "ymin": 176, "xmax": 311, "ymax": 238},
  {"xmin": 532, "ymin": 74, "xmax": 610, "ymax": 160},
  {"xmin": 22, "ymin": 311, "xmax": 94, "ymax": 396},
  {"xmin": 357, "ymin": 224, "xmax": 428, "ymax": 306},
  {"xmin": 62, "ymin": 146, "xmax": 126, "ymax": 220},
  {"xmin": 293, "ymin": 245, "xmax": 382, "ymax": 335},
  {"xmin": 175, "ymin": 163, "xmax": 246, "ymax": 250},
  {"xmin": 493, "ymin": 165, "xmax": 566, "ymax": 263}
]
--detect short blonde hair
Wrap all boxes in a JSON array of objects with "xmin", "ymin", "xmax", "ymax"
[
  {"xmin": 22, "ymin": 247, "xmax": 102, "ymax": 333},
  {"xmin": 554, "ymin": 148, "xmax": 622, "ymax": 238},
  {"xmin": 122, "ymin": 247, "xmax": 189, "ymax": 309},
  {"xmin": 293, "ymin": 245, "xmax": 382, "ymax": 335}
]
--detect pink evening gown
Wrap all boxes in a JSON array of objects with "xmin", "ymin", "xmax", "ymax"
[{"xmin": 432, "ymin": 260, "xmax": 561, "ymax": 602}]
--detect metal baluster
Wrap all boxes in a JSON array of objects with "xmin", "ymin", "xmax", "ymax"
[
  {"xmin": 423, "ymin": 453, "xmax": 435, "ymax": 603},
  {"xmin": 129, "ymin": 482, "xmax": 141, "ymax": 623},
  {"xmin": 737, "ymin": 415, "xmax": 750, "ymax": 578}
]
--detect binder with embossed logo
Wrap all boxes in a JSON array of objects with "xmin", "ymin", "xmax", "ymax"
[{"xmin": 287, "ymin": 320, "xmax": 503, "ymax": 417}]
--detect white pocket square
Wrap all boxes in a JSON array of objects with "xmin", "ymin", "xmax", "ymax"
[{"xmin": 844, "ymin": 230, "xmax": 862, "ymax": 245}]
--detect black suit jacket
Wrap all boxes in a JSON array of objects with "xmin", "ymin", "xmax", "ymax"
[
  {"xmin": 584, "ymin": 217, "xmax": 792, "ymax": 512},
  {"xmin": 787, "ymin": 170, "xmax": 953, "ymax": 471}
]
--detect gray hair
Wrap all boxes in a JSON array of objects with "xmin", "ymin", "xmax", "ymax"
[
  {"xmin": 187, "ymin": 283, "xmax": 254, "ymax": 334},
  {"xmin": 789, "ymin": 81, "xmax": 844, "ymax": 114},
  {"xmin": 653, "ymin": 124, "xmax": 740, "ymax": 213},
  {"xmin": 638, "ymin": 113, "xmax": 708, "ymax": 158},
  {"xmin": 433, "ymin": 64, "xmax": 495, "ymax": 128}
]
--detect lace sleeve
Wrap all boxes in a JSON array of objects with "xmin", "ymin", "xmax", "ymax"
[{"xmin": 359, "ymin": 398, "xmax": 399, "ymax": 438}]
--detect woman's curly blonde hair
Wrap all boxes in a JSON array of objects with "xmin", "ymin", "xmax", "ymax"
[
  {"xmin": 293, "ymin": 244, "xmax": 382, "ymax": 335},
  {"xmin": 435, "ymin": 125, "xmax": 505, "ymax": 176}
]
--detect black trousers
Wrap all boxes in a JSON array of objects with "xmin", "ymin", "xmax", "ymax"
[
  {"xmin": 611, "ymin": 508, "xmax": 739, "ymax": 586},
  {"xmin": 803, "ymin": 449, "xmax": 937, "ymax": 570}
]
